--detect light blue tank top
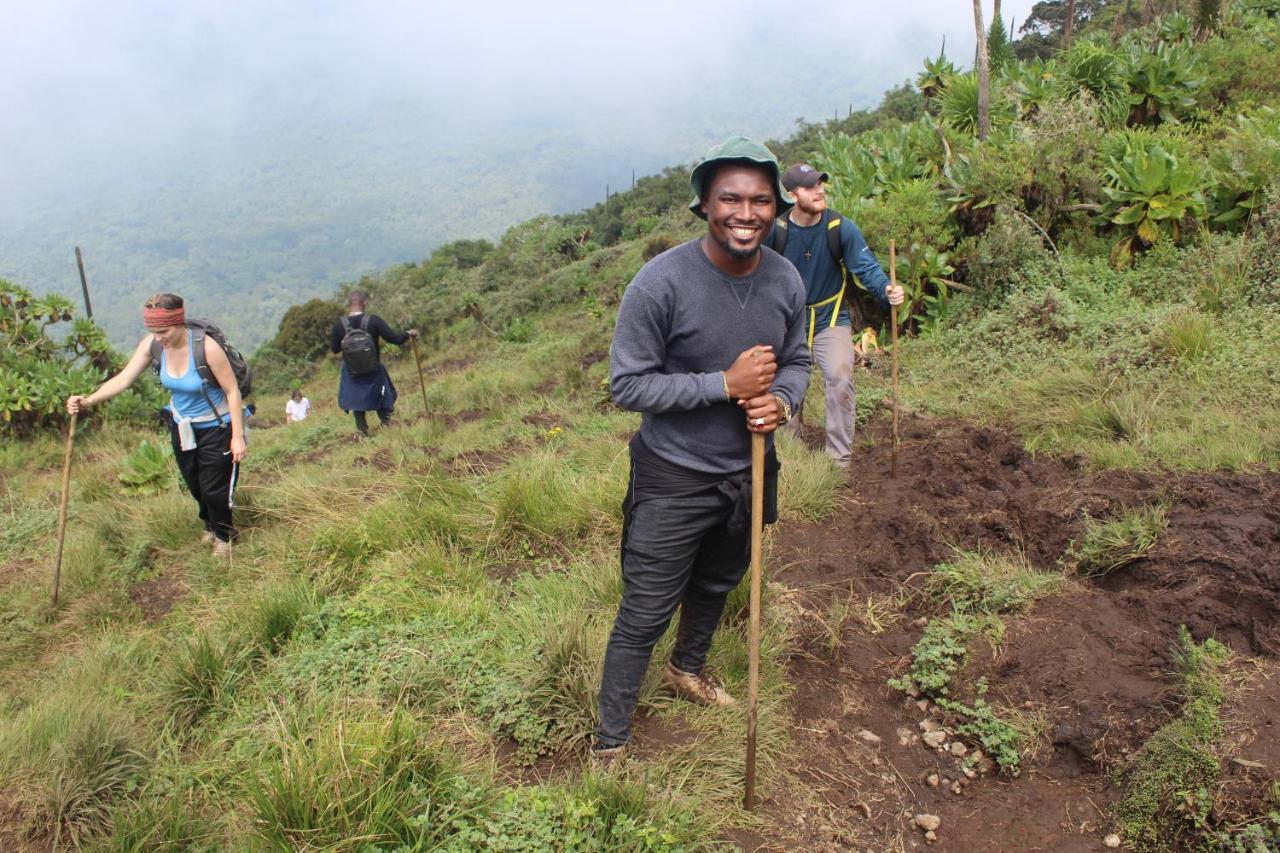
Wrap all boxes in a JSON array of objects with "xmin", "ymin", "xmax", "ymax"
[{"xmin": 160, "ymin": 332, "xmax": 228, "ymax": 428}]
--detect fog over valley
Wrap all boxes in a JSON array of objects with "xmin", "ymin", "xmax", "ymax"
[{"xmin": 1, "ymin": 0, "xmax": 1034, "ymax": 349}]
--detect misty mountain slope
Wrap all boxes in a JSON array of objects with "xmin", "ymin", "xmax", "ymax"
[{"xmin": 0, "ymin": 67, "xmax": 895, "ymax": 351}]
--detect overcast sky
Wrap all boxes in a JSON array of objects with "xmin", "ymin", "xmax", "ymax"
[{"xmin": 1, "ymin": 0, "xmax": 1036, "ymax": 194}]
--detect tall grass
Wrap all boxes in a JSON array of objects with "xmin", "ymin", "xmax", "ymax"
[
  {"xmin": 926, "ymin": 548, "xmax": 1063, "ymax": 614},
  {"xmin": 1063, "ymin": 504, "xmax": 1169, "ymax": 576},
  {"xmin": 242, "ymin": 701, "xmax": 466, "ymax": 850}
]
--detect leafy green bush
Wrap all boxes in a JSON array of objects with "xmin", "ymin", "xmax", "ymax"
[
  {"xmin": 269, "ymin": 297, "xmax": 342, "ymax": 361},
  {"xmin": 1, "ymin": 281, "xmax": 160, "ymax": 436}
]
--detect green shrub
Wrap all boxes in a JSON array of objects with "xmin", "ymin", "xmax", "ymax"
[
  {"xmin": 1, "ymin": 281, "xmax": 159, "ymax": 436},
  {"xmin": 641, "ymin": 233, "xmax": 679, "ymax": 261},
  {"xmin": 269, "ymin": 297, "xmax": 342, "ymax": 361},
  {"xmin": 1114, "ymin": 628, "xmax": 1231, "ymax": 851}
]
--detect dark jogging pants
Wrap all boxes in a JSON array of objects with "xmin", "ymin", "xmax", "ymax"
[{"xmin": 169, "ymin": 422, "xmax": 239, "ymax": 543}]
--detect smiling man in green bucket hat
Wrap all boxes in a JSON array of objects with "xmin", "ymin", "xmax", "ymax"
[{"xmin": 592, "ymin": 136, "xmax": 811, "ymax": 766}]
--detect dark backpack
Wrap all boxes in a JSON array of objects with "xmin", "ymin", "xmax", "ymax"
[
  {"xmin": 768, "ymin": 212, "xmax": 889, "ymax": 330},
  {"xmin": 341, "ymin": 315, "xmax": 380, "ymax": 376},
  {"xmin": 149, "ymin": 319, "xmax": 253, "ymax": 413}
]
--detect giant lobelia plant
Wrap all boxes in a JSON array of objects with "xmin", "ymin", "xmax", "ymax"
[{"xmin": 1101, "ymin": 138, "xmax": 1207, "ymax": 266}]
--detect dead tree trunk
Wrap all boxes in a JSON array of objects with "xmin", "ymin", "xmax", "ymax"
[
  {"xmin": 973, "ymin": 0, "xmax": 991, "ymax": 141},
  {"xmin": 1064, "ymin": 0, "xmax": 1077, "ymax": 46}
]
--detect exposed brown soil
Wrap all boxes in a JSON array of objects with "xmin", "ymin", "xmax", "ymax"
[
  {"xmin": 745, "ymin": 416, "xmax": 1280, "ymax": 852},
  {"xmin": 0, "ymin": 558, "xmax": 34, "ymax": 588},
  {"xmin": 128, "ymin": 572, "xmax": 188, "ymax": 621},
  {"xmin": 0, "ymin": 789, "xmax": 42, "ymax": 853}
]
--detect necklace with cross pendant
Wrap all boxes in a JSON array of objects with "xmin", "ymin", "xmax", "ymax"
[{"xmin": 802, "ymin": 248, "xmax": 813, "ymax": 261}]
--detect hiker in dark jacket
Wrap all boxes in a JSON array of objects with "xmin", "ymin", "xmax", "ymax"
[
  {"xmin": 329, "ymin": 291, "xmax": 417, "ymax": 435},
  {"xmin": 67, "ymin": 293, "xmax": 246, "ymax": 554},
  {"xmin": 592, "ymin": 137, "xmax": 811, "ymax": 766},
  {"xmin": 771, "ymin": 163, "xmax": 904, "ymax": 467}
]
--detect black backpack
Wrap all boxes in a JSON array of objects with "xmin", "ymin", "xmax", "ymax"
[
  {"xmin": 341, "ymin": 315, "xmax": 380, "ymax": 376},
  {"xmin": 149, "ymin": 319, "xmax": 253, "ymax": 412},
  {"xmin": 768, "ymin": 212, "xmax": 889, "ymax": 330}
]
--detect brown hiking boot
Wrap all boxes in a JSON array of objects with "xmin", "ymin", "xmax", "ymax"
[
  {"xmin": 663, "ymin": 663, "xmax": 736, "ymax": 707},
  {"xmin": 200, "ymin": 531, "xmax": 217, "ymax": 545},
  {"xmin": 590, "ymin": 743, "xmax": 626, "ymax": 770},
  {"xmin": 213, "ymin": 539, "xmax": 234, "ymax": 558}
]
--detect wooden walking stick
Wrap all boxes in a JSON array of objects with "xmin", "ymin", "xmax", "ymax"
[
  {"xmin": 410, "ymin": 336, "xmax": 429, "ymax": 418},
  {"xmin": 52, "ymin": 411, "xmax": 78, "ymax": 606},
  {"xmin": 745, "ymin": 430, "xmax": 765, "ymax": 810},
  {"xmin": 889, "ymin": 240, "xmax": 900, "ymax": 480}
]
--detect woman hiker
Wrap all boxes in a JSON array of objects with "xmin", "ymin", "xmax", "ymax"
[
  {"xmin": 66, "ymin": 293, "xmax": 247, "ymax": 555},
  {"xmin": 329, "ymin": 291, "xmax": 417, "ymax": 435}
]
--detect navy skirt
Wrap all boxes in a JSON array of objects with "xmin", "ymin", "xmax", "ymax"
[{"xmin": 338, "ymin": 364, "xmax": 397, "ymax": 413}]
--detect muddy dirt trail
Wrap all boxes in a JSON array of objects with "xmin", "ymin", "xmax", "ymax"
[{"xmin": 745, "ymin": 416, "xmax": 1280, "ymax": 852}]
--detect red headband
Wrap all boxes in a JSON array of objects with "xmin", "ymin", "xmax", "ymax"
[{"xmin": 143, "ymin": 306, "xmax": 185, "ymax": 328}]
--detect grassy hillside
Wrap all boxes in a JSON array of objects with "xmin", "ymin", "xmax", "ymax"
[{"xmin": 2, "ymin": 2, "xmax": 1280, "ymax": 849}]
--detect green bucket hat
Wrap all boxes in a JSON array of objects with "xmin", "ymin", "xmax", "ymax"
[{"xmin": 687, "ymin": 136, "xmax": 795, "ymax": 220}]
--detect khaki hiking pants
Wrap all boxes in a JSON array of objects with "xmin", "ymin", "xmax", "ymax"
[{"xmin": 785, "ymin": 324, "xmax": 856, "ymax": 466}]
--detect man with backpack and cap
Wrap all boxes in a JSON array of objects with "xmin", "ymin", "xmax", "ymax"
[
  {"xmin": 329, "ymin": 291, "xmax": 417, "ymax": 436},
  {"xmin": 592, "ymin": 136, "xmax": 811, "ymax": 766},
  {"xmin": 769, "ymin": 163, "xmax": 905, "ymax": 467}
]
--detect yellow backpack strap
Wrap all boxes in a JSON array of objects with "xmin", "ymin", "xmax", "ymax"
[{"xmin": 826, "ymin": 217, "xmax": 845, "ymax": 285}]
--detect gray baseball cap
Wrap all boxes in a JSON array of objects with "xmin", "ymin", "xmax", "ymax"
[{"xmin": 781, "ymin": 163, "xmax": 830, "ymax": 191}]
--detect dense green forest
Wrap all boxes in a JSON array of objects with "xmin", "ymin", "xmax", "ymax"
[{"xmin": 3, "ymin": 0, "xmax": 1280, "ymax": 849}]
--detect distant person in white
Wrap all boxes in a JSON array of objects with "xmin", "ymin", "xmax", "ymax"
[{"xmin": 285, "ymin": 389, "xmax": 311, "ymax": 422}]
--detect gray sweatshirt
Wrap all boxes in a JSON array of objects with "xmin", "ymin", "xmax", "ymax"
[{"xmin": 610, "ymin": 238, "xmax": 812, "ymax": 475}]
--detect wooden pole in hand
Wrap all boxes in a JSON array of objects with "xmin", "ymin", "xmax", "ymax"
[
  {"xmin": 890, "ymin": 240, "xmax": 900, "ymax": 480},
  {"xmin": 52, "ymin": 411, "xmax": 78, "ymax": 606},
  {"xmin": 410, "ymin": 337, "xmax": 429, "ymax": 418},
  {"xmin": 745, "ymin": 430, "xmax": 765, "ymax": 810}
]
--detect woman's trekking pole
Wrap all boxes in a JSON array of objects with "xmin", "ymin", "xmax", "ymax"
[
  {"xmin": 52, "ymin": 411, "xmax": 78, "ymax": 607},
  {"xmin": 744, "ymin": 430, "xmax": 765, "ymax": 810},
  {"xmin": 889, "ymin": 240, "xmax": 900, "ymax": 480},
  {"xmin": 411, "ymin": 337, "xmax": 429, "ymax": 418}
]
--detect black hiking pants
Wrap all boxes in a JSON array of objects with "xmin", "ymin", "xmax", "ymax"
[
  {"xmin": 170, "ymin": 422, "xmax": 239, "ymax": 543},
  {"xmin": 352, "ymin": 408, "xmax": 393, "ymax": 435},
  {"xmin": 594, "ymin": 437, "xmax": 777, "ymax": 749}
]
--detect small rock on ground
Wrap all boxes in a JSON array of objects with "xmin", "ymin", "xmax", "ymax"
[
  {"xmin": 922, "ymin": 731, "xmax": 947, "ymax": 749},
  {"xmin": 915, "ymin": 813, "xmax": 941, "ymax": 833},
  {"xmin": 857, "ymin": 729, "xmax": 882, "ymax": 746},
  {"xmin": 1104, "ymin": 833, "xmax": 1121, "ymax": 848}
]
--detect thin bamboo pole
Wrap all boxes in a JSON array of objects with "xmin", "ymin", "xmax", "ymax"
[
  {"xmin": 411, "ymin": 337, "xmax": 429, "ymax": 418},
  {"xmin": 890, "ymin": 240, "xmax": 900, "ymax": 479},
  {"xmin": 52, "ymin": 411, "xmax": 78, "ymax": 606},
  {"xmin": 744, "ymin": 430, "xmax": 765, "ymax": 809}
]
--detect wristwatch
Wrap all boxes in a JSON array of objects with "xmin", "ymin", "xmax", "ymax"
[{"xmin": 771, "ymin": 393, "xmax": 792, "ymax": 425}]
